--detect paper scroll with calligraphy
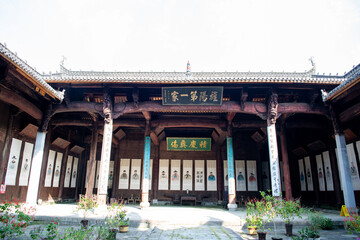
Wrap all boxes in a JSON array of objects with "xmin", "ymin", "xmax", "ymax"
[
  {"xmin": 267, "ymin": 124, "xmax": 281, "ymax": 196},
  {"xmin": 170, "ymin": 159, "xmax": 181, "ymax": 190},
  {"xmin": 19, "ymin": 142, "xmax": 34, "ymax": 186},
  {"xmin": 130, "ymin": 159, "xmax": 141, "ymax": 190},
  {"xmin": 261, "ymin": 161, "xmax": 270, "ymax": 191},
  {"xmin": 119, "ymin": 159, "xmax": 130, "ymax": 189},
  {"xmin": 298, "ymin": 159, "xmax": 307, "ymax": 191},
  {"xmin": 322, "ymin": 151, "xmax": 334, "ymax": 191},
  {"xmin": 195, "ymin": 160, "xmax": 205, "ymax": 191},
  {"xmin": 95, "ymin": 161, "xmax": 100, "ymax": 188},
  {"xmin": 64, "ymin": 156, "xmax": 73, "ymax": 188},
  {"xmin": 5, "ymin": 138, "xmax": 22, "ymax": 186},
  {"xmin": 52, "ymin": 152, "xmax": 63, "ymax": 187},
  {"xmin": 183, "ymin": 160, "xmax": 193, "ymax": 191},
  {"xmin": 235, "ymin": 160, "xmax": 246, "ymax": 191},
  {"xmin": 142, "ymin": 159, "xmax": 153, "ymax": 191},
  {"xmin": 207, "ymin": 160, "xmax": 217, "ymax": 191},
  {"xmin": 247, "ymin": 160, "xmax": 258, "ymax": 191},
  {"xmin": 347, "ymin": 143, "xmax": 360, "ymax": 190},
  {"xmin": 223, "ymin": 160, "xmax": 228, "ymax": 187},
  {"xmin": 71, "ymin": 157, "xmax": 78, "ymax": 188},
  {"xmin": 304, "ymin": 157, "xmax": 313, "ymax": 191},
  {"xmin": 44, "ymin": 150, "xmax": 56, "ymax": 187},
  {"xmin": 315, "ymin": 154, "xmax": 326, "ymax": 191},
  {"xmin": 108, "ymin": 161, "xmax": 114, "ymax": 189},
  {"xmin": 158, "ymin": 159, "xmax": 169, "ymax": 190}
]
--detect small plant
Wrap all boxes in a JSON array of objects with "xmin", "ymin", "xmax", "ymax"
[
  {"xmin": 309, "ymin": 212, "xmax": 333, "ymax": 230},
  {"xmin": 344, "ymin": 207, "xmax": 360, "ymax": 236},
  {"xmin": 278, "ymin": 198, "xmax": 303, "ymax": 224},
  {"xmin": 45, "ymin": 220, "xmax": 59, "ymax": 239},
  {"xmin": 292, "ymin": 226, "xmax": 319, "ymax": 240},
  {"xmin": 245, "ymin": 198, "xmax": 261, "ymax": 228},
  {"xmin": 75, "ymin": 195, "xmax": 98, "ymax": 219},
  {"xmin": 30, "ymin": 226, "xmax": 43, "ymax": 239},
  {"xmin": 105, "ymin": 202, "xmax": 129, "ymax": 230}
]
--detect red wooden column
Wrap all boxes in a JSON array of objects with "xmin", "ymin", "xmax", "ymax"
[
  {"xmin": 152, "ymin": 144, "xmax": 160, "ymax": 202},
  {"xmin": 279, "ymin": 122, "xmax": 293, "ymax": 200}
]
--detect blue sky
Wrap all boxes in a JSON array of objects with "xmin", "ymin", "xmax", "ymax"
[{"xmin": 0, "ymin": 0, "xmax": 359, "ymax": 74}]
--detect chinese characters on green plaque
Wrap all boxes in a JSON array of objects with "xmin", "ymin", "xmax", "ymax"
[
  {"xmin": 167, "ymin": 138, "xmax": 211, "ymax": 151},
  {"xmin": 162, "ymin": 87, "xmax": 223, "ymax": 105}
]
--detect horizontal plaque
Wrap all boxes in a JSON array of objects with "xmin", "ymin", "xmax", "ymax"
[
  {"xmin": 167, "ymin": 138, "xmax": 211, "ymax": 151},
  {"xmin": 162, "ymin": 86, "xmax": 223, "ymax": 105}
]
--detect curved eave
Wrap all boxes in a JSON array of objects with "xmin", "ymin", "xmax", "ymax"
[{"xmin": 325, "ymin": 75, "xmax": 360, "ymax": 102}]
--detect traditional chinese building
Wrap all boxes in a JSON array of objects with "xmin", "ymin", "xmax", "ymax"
[{"xmin": 0, "ymin": 42, "xmax": 359, "ymax": 210}]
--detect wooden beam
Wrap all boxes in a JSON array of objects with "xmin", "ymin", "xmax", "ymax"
[
  {"xmin": 211, "ymin": 130, "xmax": 219, "ymax": 143},
  {"xmin": 142, "ymin": 111, "xmax": 151, "ymax": 120},
  {"xmin": 154, "ymin": 127, "xmax": 164, "ymax": 136},
  {"xmin": 150, "ymin": 131, "xmax": 159, "ymax": 145},
  {"xmin": 339, "ymin": 102, "xmax": 360, "ymax": 122},
  {"xmin": 50, "ymin": 119, "xmax": 93, "ymax": 127},
  {"xmin": 0, "ymin": 87, "xmax": 42, "ymax": 120},
  {"xmin": 112, "ymin": 119, "xmax": 145, "ymax": 128},
  {"xmin": 158, "ymin": 131, "xmax": 166, "ymax": 142},
  {"xmin": 227, "ymin": 112, "xmax": 236, "ymax": 123},
  {"xmin": 232, "ymin": 121, "xmax": 266, "ymax": 129},
  {"xmin": 151, "ymin": 118, "xmax": 227, "ymax": 129},
  {"xmin": 52, "ymin": 101, "xmax": 102, "ymax": 115}
]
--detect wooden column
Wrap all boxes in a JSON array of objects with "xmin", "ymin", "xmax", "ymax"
[
  {"xmin": 111, "ymin": 144, "xmax": 120, "ymax": 198},
  {"xmin": 267, "ymin": 91, "xmax": 282, "ymax": 197},
  {"xmin": 85, "ymin": 121, "xmax": 98, "ymax": 197},
  {"xmin": 216, "ymin": 143, "xmax": 223, "ymax": 202},
  {"xmin": 141, "ymin": 135, "xmax": 151, "ymax": 208},
  {"xmin": 152, "ymin": 144, "xmax": 160, "ymax": 202},
  {"xmin": 279, "ymin": 122, "xmax": 293, "ymax": 200},
  {"xmin": 58, "ymin": 130, "xmax": 71, "ymax": 200},
  {"xmin": 328, "ymin": 138, "xmax": 342, "ymax": 207},
  {"xmin": 97, "ymin": 92, "xmax": 113, "ymax": 206}
]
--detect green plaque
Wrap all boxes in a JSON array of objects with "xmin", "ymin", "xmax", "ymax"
[
  {"xmin": 166, "ymin": 138, "xmax": 211, "ymax": 151},
  {"xmin": 162, "ymin": 86, "xmax": 223, "ymax": 105}
]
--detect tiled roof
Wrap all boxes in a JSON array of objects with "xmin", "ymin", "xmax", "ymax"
[
  {"xmin": 324, "ymin": 63, "xmax": 360, "ymax": 101},
  {"xmin": 0, "ymin": 43, "xmax": 64, "ymax": 101},
  {"xmin": 42, "ymin": 64, "xmax": 345, "ymax": 85}
]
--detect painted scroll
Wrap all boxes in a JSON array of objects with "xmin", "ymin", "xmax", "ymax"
[
  {"xmin": 298, "ymin": 159, "xmax": 306, "ymax": 191},
  {"xmin": 235, "ymin": 160, "xmax": 246, "ymax": 191},
  {"xmin": 223, "ymin": 160, "xmax": 228, "ymax": 187},
  {"xmin": 170, "ymin": 159, "xmax": 181, "ymax": 190},
  {"xmin": 247, "ymin": 160, "xmax": 258, "ymax": 191},
  {"xmin": 118, "ymin": 159, "xmax": 130, "ymax": 189},
  {"xmin": 261, "ymin": 161, "xmax": 270, "ymax": 191},
  {"xmin": 207, "ymin": 160, "xmax": 217, "ymax": 191},
  {"xmin": 322, "ymin": 151, "xmax": 334, "ymax": 191},
  {"xmin": 95, "ymin": 161, "xmax": 100, "ymax": 188},
  {"xmin": 182, "ymin": 160, "xmax": 193, "ymax": 191},
  {"xmin": 130, "ymin": 159, "xmax": 141, "ymax": 190},
  {"xmin": 304, "ymin": 157, "xmax": 313, "ymax": 191},
  {"xmin": 44, "ymin": 150, "xmax": 56, "ymax": 187},
  {"xmin": 158, "ymin": 159, "xmax": 169, "ymax": 190},
  {"xmin": 19, "ymin": 142, "xmax": 34, "ymax": 186},
  {"xmin": 5, "ymin": 138, "xmax": 22, "ymax": 186},
  {"xmin": 195, "ymin": 160, "xmax": 205, "ymax": 191},
  {"xmin": 347, "ymin": 143, "xmax": 360, "ymax": 191},
  {"xmin": 315, "ymin": 154, "xmax": 326, "ymax": 191},
  {"xmin": 108, "ymin": 161, "xmax": 114, "ymax": 189},
  {"xmin": 70, "ymin": 157, "xmax": 79, "ymax": 188},
  {"xmin": 64, "ymin": 156, "xmax": 73, "ymax": 188},
  {"xmin": 52, "ymin": 152, "xmax": 63, "ymax": 187}
]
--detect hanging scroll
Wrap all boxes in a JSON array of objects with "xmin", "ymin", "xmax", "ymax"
[
  {"xmin": 108, "ymin": 161, "xmax": 114, "ymax": 189},
  {"xmin": 170, "ymin": 159, "xmax": 181, "ymax": 190},
  {"xmin": 130, "ymin": 159, "xmax": 141, "ymax": 190},
  {"xmin": 143, "ymin": 159, "xmax": 153, "ymax": 191},
  {"xmin": 118, "ymin": 159, "xmax": 130, "ymax": 189},
  {"xmin": 5, "ymin": 138, "xmax": 22, "ymax": 186},
  {"xmin": 71, "ymin": 157, "xmax": 78, "ymax": 188},
  {"xmin": 315, "ymin": 154, "xmax": 326, "ymax": 191},
  {"xmin": 44, "ymin": 150, "xmax": 56, "ymax": 187},
  {"xmin": 207, "ymin": 160, "xmax": 217, "ymax": 191},
  {"xmin": 195, "ymin": 160, "xmax": 205, "ymax": 191},
  {"xmin": 247, "ymin": 160, "xmax": 258, "ymax": 191},
  {"xmin": 334, "ymin": 148, "xmax": 343, "ymax": 190},
  {"xmin": 347, "ymin": 143, "xmax": 360, "ymax": 191},
  {"xmin": 279, "ymin": 162, "xmax": 285, "ymax": 191},
  {"xmin": 304, "ymin": 157, "xmax": 313, "ymax": 191},
  {"xmin": 298, "ymin": 159, "xmax": 306, "ymax": 191},
  {"xmin": 64, "ymin": 156, "xmax": 73, "ymax": 188},
  {"xmin": 158, "ymin": 159, "xmax": 169, "ymax": 190},
  {"xmin": 356, "ymin": 141, "xmax": 360, "ymax": 162},
  {"xmin": 223, "ymin": 160, "xmax": 228, "ymax": 187},
  {"xmin": 261, "ymin": 161, "xmax": 270, "ymax": 191},
  {"xmin": 95, "ymin": 161, "xmax": 101, "ymax": 188},
  {"xmin": 235, "ymin": 160, "xmax": 246, "ymax": 191},
  {"xmin": 182, "ymin": 160, "xmax": 193, "ymax": 191},
  {"xmin": 19, "ymin": 142, "xmax": 34, "ymax": 186},
  {"xmin": 52, "ymin": 152, "xmax": 63, "ymax": 187},
  {"xmin": 322, "ymin": 151, "xmax": 334, "ymax": 191}
]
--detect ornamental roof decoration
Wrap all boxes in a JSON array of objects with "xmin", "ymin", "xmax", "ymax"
[
  {"xmin": 323, "ymin": 63, "xmax": 360, "ymax": 102},
  {"xmin": 0, "ymin": 43, "xmax": 64, "ymax": 101}
]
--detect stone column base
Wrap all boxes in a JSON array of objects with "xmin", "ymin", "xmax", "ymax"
[
  {"xmin": 227, "ymin": 203, "xmax": 238, "ymax": 211},
  {"xmin": 140, "ymin": 201, "xmax": 150, "ymax": 209}
]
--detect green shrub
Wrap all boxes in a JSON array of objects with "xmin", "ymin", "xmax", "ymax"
[{"xmin": 308, "ymin": 212, "xmax": 334, "ymax": 230}]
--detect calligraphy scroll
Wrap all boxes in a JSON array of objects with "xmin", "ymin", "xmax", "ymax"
[
  {"xmin": 267, "ymin": 124, "xmax": 281, "ymax": 196},
  {"xmin": 71, "ymin": 157, "xmax": 78, "ymax": 188},
  {"xmin": 158, "ymin": 159, "xmax": 169, "ymax": 190},
  {"xmin": 64, "ymin": 156, "xmax": 73, "ymax": 188},
  {"xmin": 95, "ymin": 161, "xmax": 100, "ymax": 188},
  {"xmin": 170, "ymin": 159, "xmax": 181, "ymax": 190},
  {"xmin": 108, "ymin": 161, "xmax": 114, "ymax": 189},
  {"xmin": 235, "ymin": 160, "xmax": 246, "ymax": 191},
  {"xmin": 322, "ymin": 151, "xmax": 334, "ymax": 191},
  {"xmin": 118, "ymin": 159, "xmax": 130, "ymax": 189},
  {"xmin": 304, "ymin": 157, "xmax": 313, "ymax": 191},
  {"xmin": 142, "ymin": 136, "xmax": 151, "ymax": 193},
  {"xmin": 19, "ymin": 142, "xmax": 34, "ymax": 186},
  {"xmin": 44, "ymin": 150, "xmax": 56, "ymax": 187},
  {"xmin": 5, "ymin": 138, "xmax": 22, "ymax": 186},
  {"xmin": 183, "ymin": 160, "xmax": 193, "ymax": 191},
  {"xmin": 130, "ymin": 159, "xmax": 141, "ymax": 190},
  {"xmin": 227, "ymin": 138, "xmax": 235, "ymax": 195},
  {"xmin": 52, "ymin": 152, "xmax": 63, "ymax": 187},
  {"xmin": 347, "ymin": 143, "xmax": 360, "ymax": 191},
  {"xmin": 315, "ymin": 154, "xmax": 326, "ymax": 191},
  {"xmin": 195, "ymin": 160, "xmax": 205, "ymax": 191}
]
